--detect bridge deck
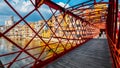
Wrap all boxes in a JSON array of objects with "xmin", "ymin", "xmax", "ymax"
[{"xmin": 46, "ymin": 39, "xmax": 112, "ymax": 68}]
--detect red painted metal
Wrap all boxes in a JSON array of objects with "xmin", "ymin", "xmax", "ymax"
[
  {"xmin": 0, "ymin": 0, "xmax": 118, "ymax": 68},
  {"xmin": 106, "ymin": 0, "xmax": 120, "ymax": 68}
]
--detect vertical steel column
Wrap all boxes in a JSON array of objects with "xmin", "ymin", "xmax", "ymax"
[
  {"xmin": 117, "ymin": 24, "xmax": 120, "ymax": 49},
  {"xmin": 107, "ymin": 0, "xmax": 114, "ymax": 41},
  {"xmin": 106, "ymin": 0, "xmax": 119, "ymax": 68},
  {"xmin": 113, "ymin": 0, "xmax": 118, "ymax": 44}
]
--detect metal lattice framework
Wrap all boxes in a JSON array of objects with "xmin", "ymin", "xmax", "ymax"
[{"xmin": 0, "ymin": 0, "xmax": 119, "ymax": 68}]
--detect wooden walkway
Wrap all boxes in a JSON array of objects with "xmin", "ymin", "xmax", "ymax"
[{"xmin": 46, "ymin": 39, "xmax": 112, "ymax": 68}]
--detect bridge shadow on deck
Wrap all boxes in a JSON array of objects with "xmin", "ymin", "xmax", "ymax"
[{"xmin": 46, "ymin": 39, "xmax": 112, "ymax": 68}]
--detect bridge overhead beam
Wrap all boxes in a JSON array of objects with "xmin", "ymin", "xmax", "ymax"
[
  {"xmin": 43, "ymin": 0, "xmax": 84, "ymax": 21},
  {"xmin": 43, "ymin": 0, "xmax": 99, "ymax": 28}
]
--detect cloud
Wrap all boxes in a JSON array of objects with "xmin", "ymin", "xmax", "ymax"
[
  {"xmin": 0, "ymin": 1, "xmax": 70, "ymax": 25},
  {"xmin": 20, "ymin": 1, "xmax": 33, "ymax": 13},
  {"xmin": 10, "ymin": 0, "xmax": 34, "ymax": 13},
  {"xmin": 38, "ymin": 4, "xmax": 57, "ymax": 20},
  {"xmin": 0, "ymin": 0, "xmax": 36, "ymax": 24},
  {"xmin": 0, "ymin": 1, "xmax": 17, "ymax": 25},
  {"xmin": 12, "ymin": 0, "xmax": 19, "ymax": 4},
  {"xmin": 57, "ymin": 2, "xmax": 70, "ymax": 8}
]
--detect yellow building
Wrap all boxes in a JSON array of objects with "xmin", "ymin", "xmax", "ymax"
[
  {"xmin": 21, "ymin": 24, "xmax": 29, "ymax": 38},
  {"xmin": 49, "ymin": 14, "xmax": 78, "ymax": 39},
  {"xmin": 5, "ymin": 13, "xmax": 84, "ymax": 39},
  {"xmin": 83, "ymin": 4, "xmax": 107, "ymax": 23},
  {"xmin": 93, "ymin": 4, "xmax": 107, "ymax": 23}
]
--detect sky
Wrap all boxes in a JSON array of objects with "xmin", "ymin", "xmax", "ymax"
[
  {"xmin": 0, "ymin": 0, "xmax": 71, "ymax": 25},
  {"xmin": 0, "ymin": 0, "xmax": 119, "ymax": 26}
]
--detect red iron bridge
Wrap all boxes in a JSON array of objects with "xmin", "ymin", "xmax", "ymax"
[{"xmin": 0, "ymin": 0, "xmax": 120, "ymax": 68}]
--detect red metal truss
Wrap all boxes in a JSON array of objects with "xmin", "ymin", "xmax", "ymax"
[
  {"xmin": 0, "ymin": 0, "xmax": 119, "ymax": 68},
  {"xmin": 106, "ymin": 0, "xmax": 120, "ymax": 68}
]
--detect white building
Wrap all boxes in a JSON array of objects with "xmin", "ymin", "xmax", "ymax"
[
  {"xmin": 5, "ymin": 16, "xmax": 14, "ymax": 26},
  {"xmin": 0, "ymin": 26, "xmax": 4, "ymax": 32}
]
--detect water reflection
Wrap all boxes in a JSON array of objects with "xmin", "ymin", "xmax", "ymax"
[
  {"xmin": 0, "ymin": 37, "xmax": 46, "ymax": 68},
  {"xmin": 0, "ymin": 38, "xmax": 18, "ymax": 54},
  {"xmin": 0, "ymin": 36, "xmax": 72, "ymax": 68},
  {"xmin": 0, "ymin": 38, "xmax": 6, "ymax": 50}
]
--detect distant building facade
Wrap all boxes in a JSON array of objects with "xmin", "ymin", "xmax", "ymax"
[
  {"xmin": 5, "ymin": 16, "xmax": 14, "ymax": 36},
  {"xmin": 5, "ymin": 16, "xmax": 14, "ymax": 26}
]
